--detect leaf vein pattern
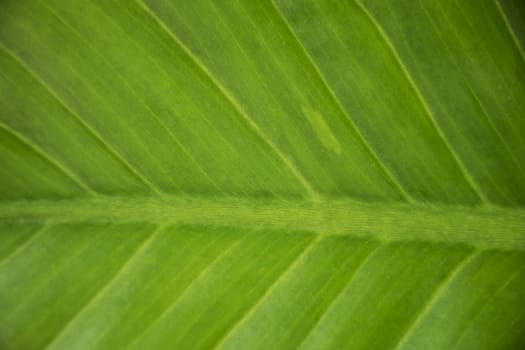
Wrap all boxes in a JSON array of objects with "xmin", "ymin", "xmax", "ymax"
[
  {"xmin": 0, "ymin": 42, "xmax": 159, "ymax": 195},
  {"xmin": 425, "ymin": 0, "xmax": 523, "ymax": 199},
  {"xmin": 463, "ymin": 81, "xmax": 524, "ymax": 173},
  {"xmin": 451, "ymin": 0, "xmax": 525, "ymax": 149},
  {"xmin": 494, "ymin": 0, "xmax": 525, "ymax": 62},
  {"xmin": 42, "ymin": 1, "xmax": 224, "ymax": 196},
  {"xmin": 354, "ymin": 0, "xmax": 488, "ymax": 204},
  {"xmin": 214, "ymin": 235, "xmax": 322, "ymax": 349},
  {"xmin": 392, "ymin": 249, "xmax": 480, "ymax": 349},
  {"xmin": 0, "ymin": 224, "xmax": 48, "ymax": 267},
  {"xmin": 287, "ymin": 242, "xmax": 377, "ymax": 346},
  {"xmin": 124, "ymin": 236, "xmax": 245, "ymax": 350},
  {"xmin": 45, "ymin": 225, "xmax": 164, "ymax": 349},
  {"xmin": 110, "ymin": 0, "xmax": 279, "ymax": 198},
  {"xmin": 296, "ymin": 243, "xmax": 381, "ymax": 349},
  {"xmin": 223, "ymin": 0, "xmax": 345, "ymax": 196},
  {"xmin": 3, "ymin": 225, "xmax": 127, "ymax": 324},
  {"xmin": 116, "ymin": 230, "xmax": 226, "ymax": 348},
  {"xmin": 0, "ymin": 119, "xmax": 95, "ymax": 195},
  {"xmin": 135, "ymin": 0, "xmax": 320, "ymax": 200},
  {"xmin": 267, "ymin": 0, "xmax": 413, "ymax": 203},
  {"xmin": 451, "ymin": 261, "xmax": 525, "ymax": 347}
]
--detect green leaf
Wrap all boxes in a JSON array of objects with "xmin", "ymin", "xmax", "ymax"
[{"xmin": 1, "ymin": 0, "xmax": 524, "ymax": 349}]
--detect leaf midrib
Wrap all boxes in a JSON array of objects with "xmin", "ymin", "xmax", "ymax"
[{"xmin": 2, "ymin": 196, "xmax": 524, "ymax": 250}]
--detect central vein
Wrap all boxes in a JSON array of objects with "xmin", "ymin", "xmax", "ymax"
[{"xmin": 1, "ymin": 196, "xmax": 524, "ymax": 250}]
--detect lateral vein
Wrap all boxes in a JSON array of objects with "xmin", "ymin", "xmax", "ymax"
[
  {"xmin": 134, "ymin": 0, "xmax": 320, "ymax": 201},
  {"xmin": 354, "ymin": 0, "xmax": 489, "ymax": 204}
]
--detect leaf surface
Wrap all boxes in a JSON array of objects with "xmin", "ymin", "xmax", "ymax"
[{"xmin": 0, "ymin": 0, "xmax": 524, "ymax": 349}]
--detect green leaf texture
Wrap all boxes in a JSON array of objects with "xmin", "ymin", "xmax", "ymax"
[{"xmin": 1, "ymin": 0, "xmax": 524, "ymax": 349}]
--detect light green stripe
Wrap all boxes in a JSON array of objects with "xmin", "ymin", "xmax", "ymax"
[{"xmin": 1, "ymin": 196, "xmax": 523, "ymax": 250}]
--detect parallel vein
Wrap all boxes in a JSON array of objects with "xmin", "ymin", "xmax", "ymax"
[
  {"xmin": 0, "ymin": 42, "xmax": 159, "ymax": 196},
  {"xmin": 296, "ymin": 245, "xmax": 381, "ymax": 348},
  {"xmin": 392, "ymin": 250, "xmax": 480, "ymax": 349},
  {"xmin": 494, "ymin": 0, "xmax": 525, "ymax": 61},
  {"xmin": 354, "ymin": 0, "xmax": 489, "ymax": 204},
  {"xmin": 0, "ymin": 224, "xmax": 48, "ymax": 267},
  {"xmin": 126, "ymin": 236, "xmax": 244, "ymax": 349},
  {"xmin": 41, "ymin": 1, "xmax": 224, "ymax": 196},
  {"xmin": 214, "ymin": 235, "xmax": 322, "ymax": 349},
  {"xmin": 0, "ymin": 120, "xmax": 94, "ymax": 195},
  {"xmin": 268, "ymin": 0, "xmax": 413, "ymax": 203},
  {"xmin": 45, "ymin": 225, "xmax": 163, "ymax": 349},
  {"xmin": 135, "ymin": 0, "xmax": 320, "ymax": 201},
  {"xmin": 451, "ymin": 261, "xmax": 525, "ymax": 347}
]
